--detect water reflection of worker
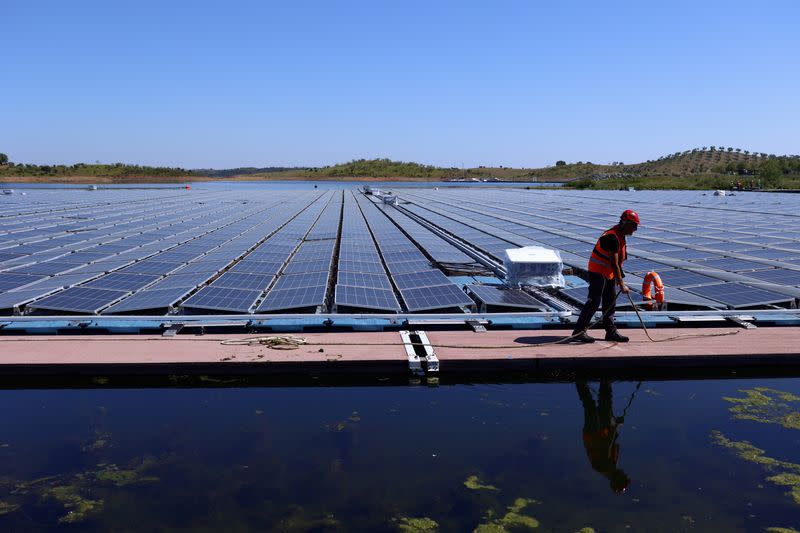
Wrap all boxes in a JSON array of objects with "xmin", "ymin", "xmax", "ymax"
[{"xmin": 576, "ymin": 380, "xmax": 631, "ymax": 493}]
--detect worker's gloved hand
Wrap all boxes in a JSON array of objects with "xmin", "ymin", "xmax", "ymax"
[{"xmin": 618, "ymin": 282, "xmax": 631, "ymax": 294}]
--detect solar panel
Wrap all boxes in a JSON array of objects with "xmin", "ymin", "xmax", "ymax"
[
  {"xmin": 399, "ymin": 284, "xmax": 474, "ymax": 311},
  {"xmin": 148, "ymin": 272, "xmax": 212, "ymax": 290},
  {"xmin": 466, "ymin": 284, "xmax": 547, "ymax": 310},
  {"xmin": 684, "ymin": 282, "xmax": 794, "ymax": 308},
  {"xmin": 173, "ymin": 260, "xmax": 232, "ymax": 274},
  {"xmin": 120, "ymin": 261, "xmax": 184, "ymax": 275},
  {"xmin": 0, "ymin": 288, "xmax": 55, "ymax": 310},
  {"xmin": 227, "ymin": 260, "xmax": 283, "ymax": 275},
  {"xmin": 83, "ymin": 272, "xmax": 161, "ymax": 291},
  {"xmin": 28, "ymin": 286, "xmax": 127, "ymax": 313},
  {"xmin": 0, "ymin": 273, "xmax": 45, "ymax": 292},
  {"xmin": 338, "ymin": 260, "xmax": 386, "ymax": 274},
  {"xmin": 336, "ymin": 271, "xmax": 393, "ymax": 290},
  {"xmin": 739, "ymin": 268, "xmax": 800, "ymax": 286},
  {"xmin": 658, "ymin": 269, "xmax": 722, "ymax": 288},
  {"xmin": 181, "ymin": 286, "xmax": 261, "ymax": 312},
  {"xmin": 334, "ymin": 284, "xmax": 400, "ymax": 311},
  {"xmin": 256, "ymin": 285, "xmax": 327, "ymax": 312},
  {"xmin": 386, "ymin": 260, "xmax": 433, "ymax": 275},
  {"xmin": 9, "ymin": 261, "xmax": 82, "ymax": 276},
  {"xmin": 271, "ymin": 271, "xmax": 329, "ymax": 291},
  {"xmin": 103, "ymin": 286, "xmax": 193, "ymax": 314},
  {"xmin": 667, "ymin": 249, "xmax": 720, "ymax": 260},
  {"xmin": 392, "ymin": 269, "xmax": 451, "ymax": 290},
  {"xmin": 694, "ymin": 258, "xmax": 772, "ymax": 272},
  {"xmin": 211, "ymin": 272, "xmax": 274, "ymax": 291},
  {"xmin": 282, "ymin": 260, "xmax": 331, "ymax": 274}
]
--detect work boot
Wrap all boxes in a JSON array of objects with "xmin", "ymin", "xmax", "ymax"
[
  {"xmin": 605, "ymin": 330, "xmax": 629, "ymax": 343},
  {"xmin": 571, "ymin": 331, "xmax": 596, "ymax": 343}
]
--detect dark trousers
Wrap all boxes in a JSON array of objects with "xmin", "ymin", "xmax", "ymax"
[{"xmin": 573, "ymin": 271, "xmax": 617, "ymax": 333}]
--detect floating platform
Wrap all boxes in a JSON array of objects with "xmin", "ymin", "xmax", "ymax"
[{"xmin": 2, "ymin": 326, "xmax": 799, "ymax": 377}]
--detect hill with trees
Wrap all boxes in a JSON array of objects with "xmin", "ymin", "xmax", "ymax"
[{"xmin": 2, "ymin": 148, "xmax": 799, "ymax": 189}]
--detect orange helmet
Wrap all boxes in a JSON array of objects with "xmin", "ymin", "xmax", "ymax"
[{"xmin": 620, "ymin": 209, "xmax": 640, "ymax": 225}]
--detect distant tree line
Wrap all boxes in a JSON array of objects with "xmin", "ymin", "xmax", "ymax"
[
  {"xmin": 321, "ymin": 158, "xmax": 441, "ymax": 178},
  {"xmin": 0, "ymin": 154, "xmax": 196, "ymax": 177}
]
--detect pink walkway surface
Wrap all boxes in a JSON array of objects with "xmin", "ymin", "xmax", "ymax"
[{"xmin": 0, "ymin": 327, "xmax": 799, "ymax": 375}]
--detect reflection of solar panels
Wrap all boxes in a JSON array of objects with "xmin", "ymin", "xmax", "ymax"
[
  {"xmin": 466, "ymin": 284, "xmax": 547, "ymax": 311},
  {"xmin": 684, "ymin": 282, "xmax": 794, "ymax": 308}
]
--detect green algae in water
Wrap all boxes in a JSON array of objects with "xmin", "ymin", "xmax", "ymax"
[
  {"xmin": 722, "ymin": 387, "xmax": 800, "ymax": 430},
  {"xmin": 276, "ymin": 506, "xmax": 340, "ymax": 532},
  {"xmin": 464, "ymin": 475, "xmax": 499, "ymax": 491},
  {"xmin": 474, "ymin": 497, "xmax": 540, "ymax": 532},
  {"xmin": 94, "ymin": 464, "xmax": 159, "ymax": 487},
  {"xmin": 765, "ymin": 528, "xmax": 800, "ymax": 533},
  {"xmin": 395, "ymin": 516, "xmax": 439, "ymax": 532},
  {"xmin": 0, "ymin": 500, "xmax": 21, "ymax": 515},
  {"xmin": 42, "ymin": 484, "xmax": 104, "ymax": 524},
  {"xmin": 713, "ymin": 430, "xmax": 800, "ymax": 506}
]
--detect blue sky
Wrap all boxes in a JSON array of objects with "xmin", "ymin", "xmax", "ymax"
[{"xmin": 2, "ymin": 1, "xmax": 798, "ymax": 168}]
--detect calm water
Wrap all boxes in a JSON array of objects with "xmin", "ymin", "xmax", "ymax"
[{"xmin": 2, "ymin": 377, "xmax": 800, "ymax": 532}]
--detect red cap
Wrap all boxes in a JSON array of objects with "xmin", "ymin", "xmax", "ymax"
[{"xmin": 620, "ymin": 209, "xmax": 640, "ymax": 225}]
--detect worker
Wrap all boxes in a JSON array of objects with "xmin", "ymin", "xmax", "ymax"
[
  {"xmin": 576, "ymin": 380, "xmax": 631, "ymax": 493},
  {"xmin": 571, "ymin": 209, "xmax": 639, "ymax": 343}
]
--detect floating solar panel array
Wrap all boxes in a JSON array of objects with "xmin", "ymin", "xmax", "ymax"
[
  {"xmin": 333, "ymin": 192, "xmax": 401, "ymax": 311},
  {"xmin": 393, "ymin": 188, "xmax": 800, "ymax": 310},
  {"xmin": 355, "ymin": 195, "xmax": 473, "ymax": 311},
  {"xmin": 4, "ymin": 187, "xmax": 800, "ymax": 315},
  {"xmin": 256, "ymin": 193, "xmax": 340, "ymax": 312}
]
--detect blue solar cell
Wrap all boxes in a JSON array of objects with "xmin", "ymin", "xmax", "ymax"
[
  {"xmin": 386, "ymin": 260, "xmax": 432, "ymax": 275},
  {"xmin": 103, "ymin": 287, "xmax": 193, "ymax": 314},
  {"xmin": 336, "ymin": 271, "xmax": 392, "ymax": 290},
  {"xmin": 227, "ymin": 260, "xmax": 283, "ymax": 275},
  {"xmin": 120, "ymin": 261, "xmax": 184, "ymax": 275},
  {"xmin": 211, "ymin": 272, "xmax": 274, "ymax": 291},
  {"xmin": 684, "ymin": 282, "xmax": 793, "ymax": 308},
  {"xmin": 181, "ymin": 286, "xmax": 261, "ymax": 312},
  {"xmin": 28, "ymin": 286, "xmax": 127, "ymax": 313},
  {"xmin": 466, "ymin": 284, "xmax": 546, "ymax": 310},
  {"xmin": 272, "ymin": 272, "xmax": 329, "ymax": 291},
  {"xmin": 256, "ymin": 285, "xmax": 327, "ymax": 312},
  {"xmin": 83, "ymin": 273, "xmax": 160, "ymax": 291},
  {"xmin": 282, "ymin": 260, "xmax": 331, "ymax": 274},
  {"xmin": 399, "ymin": 284, "xmax": 474, "ymax": 311},
  {"xmin": 392, "ymin": 269, "xmax": 451, "ymax": 290},
  {"xmin": 334, "ymin": 284, "xmax": 400, "ymax": 311},
  {"xmin": 338, "ymin": 260, "xmax": 385, "ymax": 274},
  {"xmin": 9, "ymin": 261, "xmax": 82, "ymax": 276},
  {"xmin": 0, "ymin": 273, "xmax": 45, "ymax": 292}
]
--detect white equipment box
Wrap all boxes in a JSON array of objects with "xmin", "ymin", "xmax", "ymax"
[{"xmin": 503, "ymin": 246, "xmax": 565, "ymax": 288}]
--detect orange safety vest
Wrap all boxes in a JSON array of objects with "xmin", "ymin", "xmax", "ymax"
[{"xmin": 588, "ymin": 226, "xmax": 627, "ymax": 280}]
